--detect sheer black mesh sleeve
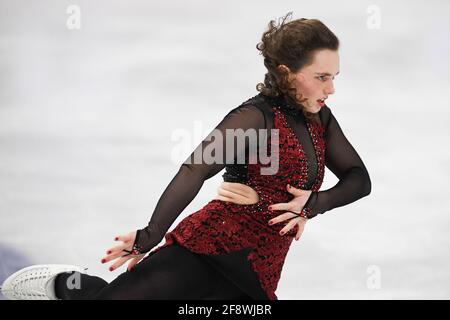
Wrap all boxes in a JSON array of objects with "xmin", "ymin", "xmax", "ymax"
[
  {"xmin": 132, "ymin": 104, "xmax": 267, "ymax": 254},
  {"xmin": 303, "ymin": 106, "xmax": 372, "ymax": 219}
]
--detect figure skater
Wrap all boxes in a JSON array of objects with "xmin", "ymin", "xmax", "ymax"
[{"xmin": 1, "ymin": 12, "xmax": 371, "ymax": 300}]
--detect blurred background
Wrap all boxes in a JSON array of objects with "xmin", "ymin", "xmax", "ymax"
[{"xmin": 0, "ymin": 0, "xmax": 449, "ymax": 299}]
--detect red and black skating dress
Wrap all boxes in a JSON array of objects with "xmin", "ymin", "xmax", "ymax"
[{"xmin": 131, "ymin": 92, "xmax": 371, "ymax": 300}]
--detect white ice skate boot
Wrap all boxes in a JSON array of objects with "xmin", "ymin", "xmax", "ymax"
[{"xmin": 1, "ymin": 264, "xmax": 85, "ymax": 300}]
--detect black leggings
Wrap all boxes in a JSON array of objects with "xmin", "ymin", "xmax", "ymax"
[{"xmin": 55, "ymin": 243, "xmax": 252, "ymax": 300}]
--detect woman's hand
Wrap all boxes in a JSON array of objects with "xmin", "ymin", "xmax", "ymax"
[
  {"xmin": 215, "ymin": 181, "xmax": 259, "ymax": 205},
  {"xmin": 216, "ymin": 182, "xmax": 312, "ymax": 241},
  {"xmin": 101, "ymin": 231, "xmax": 146, "ymax": 272},
  {"xmin": 268, "ymin": 184, "xmax": 312, "ymax": 241}
]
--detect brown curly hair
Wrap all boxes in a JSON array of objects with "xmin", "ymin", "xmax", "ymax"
[{"xmin": 256, "ymin": 12, "xmax": 340, "ymax": 120}]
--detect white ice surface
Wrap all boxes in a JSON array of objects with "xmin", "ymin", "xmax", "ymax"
[{"xmin": 0, "ymin": 0, "xmax": 449, "ymax": 299}]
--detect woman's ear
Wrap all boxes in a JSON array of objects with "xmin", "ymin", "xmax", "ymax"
[
  {"xmin": 277, "ymin": 64, "xmax": 296, "ymax": 85},
  {"xmin": 294, "ymin": 69, "xmax": 306, "ymax": 81}
]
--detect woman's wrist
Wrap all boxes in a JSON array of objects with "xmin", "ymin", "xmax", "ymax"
[
  {"xmin": 132, "ymin": 222, "xmax": 165, "ymax": 255},
  {"xmin": 303, "ymin": 191, "xmax": 319, "ymax": 219},
  {"xmin": 129, "ymin": 229, "xmax": 145, "ymax": 255}
]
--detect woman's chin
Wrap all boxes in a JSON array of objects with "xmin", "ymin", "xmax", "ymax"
[{"xmin": 305, "ymin": 105, "xmax": 321, "ymax": 114}]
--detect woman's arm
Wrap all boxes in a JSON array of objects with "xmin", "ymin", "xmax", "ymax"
[
  {"xmin": 133, "ymin": 104, "xmax": 267, "ymax": 254},
  {"xmin": 303, "ymin": 106, "xmax": 372, "ymax": 218},
  {"xmin": 215, "ymin": 105, "xmax": 372, "ymax": 220}
]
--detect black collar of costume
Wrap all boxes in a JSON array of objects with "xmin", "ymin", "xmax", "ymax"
[{"xmin": 262, "ymin": 93, "xmax": 303, "ymax": 117}]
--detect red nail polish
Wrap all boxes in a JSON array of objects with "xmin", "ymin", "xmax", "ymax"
[
  {"xmin": 268, "ymin": 221, "xmax": 273, "ymax": 225},
  {"xmin": 268, "ymin": 206, "xmax": 272, "ymax": 210},
  {"xmin": 107, "ymin": 250, "xmax": 111, "ymax": 254},
  {"xmin": 109, "ymin": 267, "xmax": 114, "ymax": 271},
  {"xmin": 101, "ymin": 259, "xmax": 106, "ymax": 263},
  {"xmin": 115, "ymin": 237, "xmax": 119, "ymax": 241}
]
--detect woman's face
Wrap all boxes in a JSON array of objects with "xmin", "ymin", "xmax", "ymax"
[{"xmin": 287, "ymin": 49, "xmax": 340, "ymax": 114}]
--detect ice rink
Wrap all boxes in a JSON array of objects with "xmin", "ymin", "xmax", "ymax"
[{"xmin": 1, "ymin": 0, "xmax": 449, "ymax": 299}]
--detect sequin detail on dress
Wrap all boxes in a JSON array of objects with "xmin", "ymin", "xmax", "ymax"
[{"xmin": 140, "ymin": 102, "xmax": 326, "ymax": 300}]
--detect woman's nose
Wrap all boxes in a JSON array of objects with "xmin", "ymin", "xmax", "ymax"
[{"xmin": 325, "ymin": 81, "xmax": 335, "ymax": 95}]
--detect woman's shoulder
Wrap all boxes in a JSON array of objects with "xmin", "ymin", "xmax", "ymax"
[
  {"xmin": 237, "ymin": 93, "xmax": 271, "ymax": 110},
  {"xmin": 223, "ymin": 93, "xmax": 274, "ymax": 125}
]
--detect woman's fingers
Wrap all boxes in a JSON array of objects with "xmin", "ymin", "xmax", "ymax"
[
  {"xmin": 295, "ymin": 220, "xmax": 306, "ymax": 241},
  {"xmin": 102, "ymin": 246, "xmax": 127, "ymax": 264},
  {"xmin": 109, "ymin": 256, "xmax": 130, "ymax": 272},
  {"xmin": 218, "ymin": 184, "xmax": 258, "ymax": 205},
  {"xmin": 114, "ymin": 233, "xmax": 132, "ymax": 243},
  {"xmin": 105, "ymin": 243, "xmax": 128, "ymax": 256},
  {"xmin": 221, "ymin": 182, "xmax": 252, "ymax": 197},
  {"xmin": 286, "ymin": 184, "xmax": 304, "ymax": 197},
  {"xmin": 280, "ymin": 215, "xmax": 307, "ymax": 237},
  {"xmin": 270, "ymin": 187, "xmax": 312, "ymax": 213},
  {"xmin": 102, "ymin": 239, "xmax": 130, "ymax": 264},
  {"xmin": 215, "ymin": 194, "xmax": 235, "ymax": 202},
  {"xmin": 268, "ymin": 210, "xmax": 308, "ymax": 238},
  {"xmin": 279, "ymin": 218, "xmax": 300, "ymax": 236},
  {"xmin": 101, "ymin": 230, "xmax": 140, "ymax": 270},
  {"xmin": 269, "ymin": 202, "xmax": 291, "ymax": 211},
  {"xmin": 268, "ymin": 211, "xmax": 297, "ymax": 225},
  {"xmin": 218, "ymin": 187, "xmax": 247, "ymax": 201},
  {"xmin": 221, "ymin": 182, "xmax": 259, "ymax": 200},
  {"xmin": 127, "ymin": 255, "xmax": 145, "ymax": 271}
]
